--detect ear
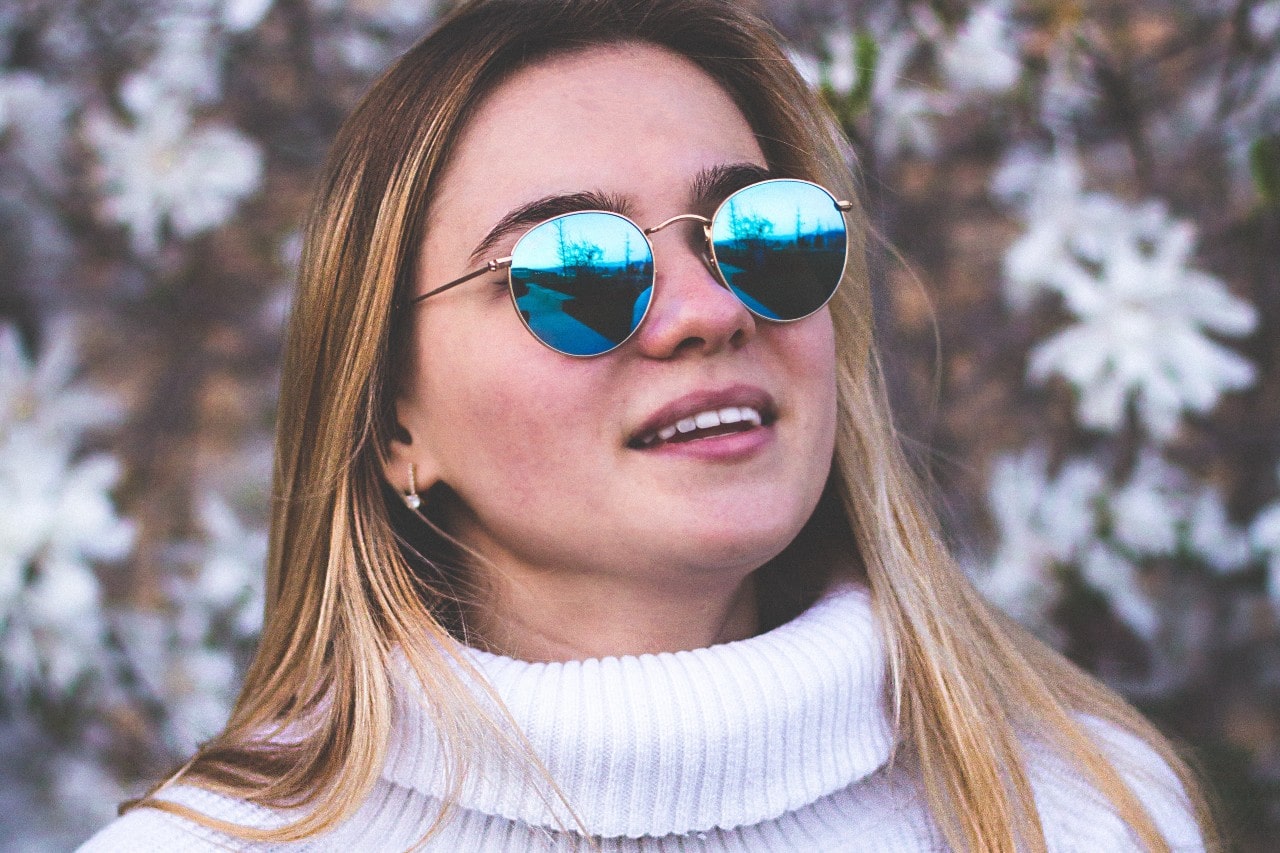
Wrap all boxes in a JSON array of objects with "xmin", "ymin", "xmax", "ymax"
[{"xmin": 383, "ymin": 408, "xmax": 443, "ymax": 507}]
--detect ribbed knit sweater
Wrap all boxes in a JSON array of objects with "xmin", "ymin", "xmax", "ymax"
[{"xmin": 79, "ymin": 584, "xmax": 1203, "ymax": 851}]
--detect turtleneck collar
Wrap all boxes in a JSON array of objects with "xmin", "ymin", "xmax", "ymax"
[{"xmin": 382, "ymin": 582, "xmax": 894, "ymax": 839}]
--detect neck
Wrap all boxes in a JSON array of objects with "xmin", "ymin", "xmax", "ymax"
[{"xmin": 465, "ymin": 570, "xmax": 759, "ymax": 662}]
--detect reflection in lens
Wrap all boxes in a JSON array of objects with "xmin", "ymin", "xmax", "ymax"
[
  {"xmin": 510, "ymin": 212, "xmax": 654, "ymax": 356},
  {"xmin": 710, "ymin": 180, "xmax": 846, "ymax": 320}
]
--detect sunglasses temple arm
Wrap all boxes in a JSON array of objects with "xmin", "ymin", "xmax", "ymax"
[
  {"xmin": 410, "ymin": 256, "xmax": 514, "ymax": 304},
  {"xmin": 836, "ymin": 200, "xmax": 853, "ymax": 212}
]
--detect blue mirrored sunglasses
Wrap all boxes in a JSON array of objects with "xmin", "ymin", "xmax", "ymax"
[{"xmin": 410, "ymin": 178, "xmax": 854, "ymax": 357}]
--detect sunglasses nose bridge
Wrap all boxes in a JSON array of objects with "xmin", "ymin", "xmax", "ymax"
[
  {"xmin": 643, "ymin": 213, "xmax": 720, "ymax": 280},
  {"xmin": 641, "ymin": 212, "xmax": 712, "ymax": 236}
]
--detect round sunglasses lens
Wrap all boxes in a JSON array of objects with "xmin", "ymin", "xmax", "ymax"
[
  {"xmin": 710, "ymin": 180, "xmax": 847, "ymax": 320},
  {"xmin": 509, "ymin": 212, "xmax": 654, "ymax": 356}
]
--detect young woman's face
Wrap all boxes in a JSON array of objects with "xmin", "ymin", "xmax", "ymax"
[{"xmin": 394, "ymin": 43, "xmax": 838, "ymax": 588}]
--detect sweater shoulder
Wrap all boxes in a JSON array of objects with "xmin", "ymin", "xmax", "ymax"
[
  {"xmin": 76, "ymin": 784, "xmax": 304, "ymax": 853},
  {"xmin": 1032, "ymin": 716, "xmax": 1204, "ymax": 852}
]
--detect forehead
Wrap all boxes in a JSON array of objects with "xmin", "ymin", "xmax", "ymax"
[{"xmin": 425, "ymin": 43, "xmax": 766, "ymax": 233}]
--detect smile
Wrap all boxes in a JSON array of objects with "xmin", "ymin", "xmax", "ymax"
[
  {"xmin": 627, "ymin": 385, "xmax": 779, "ymax": 451},
  {"xmin": 633, "ymin": 405, "xmax": 765, "ymax": 448}
]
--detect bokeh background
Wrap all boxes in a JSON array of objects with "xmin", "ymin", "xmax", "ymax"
[{"xmin": 0, "ymin": 0, "xmax": 1277, "ymax": 849}]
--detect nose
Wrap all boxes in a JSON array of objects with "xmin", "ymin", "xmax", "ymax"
[{"xmin": 631, "ymin": 223, "xmax": 757, "ymax": 359}]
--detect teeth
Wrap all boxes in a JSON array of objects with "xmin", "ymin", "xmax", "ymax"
[{"xmin": 638, "ymin": 406, "xmax": 764, "ymax": 447}]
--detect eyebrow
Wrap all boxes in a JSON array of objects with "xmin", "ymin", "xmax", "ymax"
[{"xmin": 467, "ymin": 161, "xmax": 775, "ymax": 263}]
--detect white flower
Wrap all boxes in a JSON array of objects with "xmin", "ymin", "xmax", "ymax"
[
  {"xmin": 115, "ymin": 490, "xmax": 264, "ymax": 752},
  {"xmin": 114, "ymin": 0, "xmax": 274, "ymax": 118},
  {"xmin": 1251, "ymin": 505, "xmax": 1280, "ymax": 601},
  {"xmin": 798, "ymin": 22, "xmax": 950, "ymax": 162},
  {"xmin": 1250, "ymin": 1, "xmax": 1280, "ymax": 40},
  {"xmin": 128, "ymin": 6, "xmax": 222, "ymax": 107},
  {"xmin": 937, "ymin": 2, "xmax": 1021, "ymax": 95},
  {"xmin": 191, "ymin": 493, "xmax": 266, "ymax": 638},
  {"xmin": 222, "ymin": 0, "xmax": 274, "ymax": 32},
  {"xmin": 1080, "ymin": 542, "xmax": 1158, "ymax": 640},
  {"xmin": 980, "ymin": 445, "xmax": 1249, "ymax": 640},
  {"xmin": 817, "ymin": 27, "xmax": 861, "ymax": 95},
  {"xmin": 0, "ymin": 320, "xmax": 122, "ymax": 438},
  {"xmin": 1025, "ymin": 214, "xmax": 1257, "ymax": 439},
  {"xmin": 163, "ymin": 647, "xmax": 240, "ymax": 752},
  {"xmin": 0, "ymin": 321, "xmax": 133, "ymax": 697},
  {"xmin": 1250, "ymin": 467, "xmax": 1280, "ymax": 602},
  {"xmin": 365, "ymin": 0, "xmax": 437, "ymax": 30},
  {"xmin": 1040, "ymin": 40, "xmax": 1097, "ymax": 129},
  {"xmin": 1108, "ymin": 452, "xmax": 1186, "ymax": 557},
  {"xmin": 1103, "ymin": 451, "xmax": 1250, "ymax": 570},
  {"xmin": 999, "ymin": 150, "xmax": 1258, "ymax": 439},
  {"xmin": 1188, "ymin": 489, "xmax": 1250, "ymax": 574},
  {"xmin": 871, "ymin": 30, "xmax": 951, "ymax": 160},
  {"xmin": 995, "ymin": 149, "xmax": 1091, "ymax": 308},
  {"xmin": 977, "ymin": 448, "xmax": 1104, "ymax": 628},
  {"xmin": 83, "ymin": 93, "xmax": 263, "ymax": 255},
  {"xmin": 786, "ymin": 48, "xmax": 822, "ymax": 90},
  {"xmin": 0, "ymin": 72, "xmax": 75, "ymax": 187}
]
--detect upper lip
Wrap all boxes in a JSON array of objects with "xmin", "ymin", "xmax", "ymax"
[{"xmin": 627, "ymin": 384, "xmax": 777, "ymax": 446}]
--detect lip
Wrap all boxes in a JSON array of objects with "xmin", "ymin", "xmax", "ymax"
[{"xmin": 627, "ymin": 383, "xmax": 777, "ymax": 447}]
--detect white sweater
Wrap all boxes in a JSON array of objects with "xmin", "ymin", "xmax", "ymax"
[{"xmin": 79, "ymin": 584, "xmax": 1203, "ymax": 851}]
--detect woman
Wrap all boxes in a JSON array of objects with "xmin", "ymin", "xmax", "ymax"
[{"xmin": 82, "ymin": 0, "xmax": 1214, "ymax": 849}]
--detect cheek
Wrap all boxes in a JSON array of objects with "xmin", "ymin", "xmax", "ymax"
[
  {"xmin": 413, "ymin": 328, "xmax": 608, "ymax": 505},
  {"xmin": 790, "ymin": 312, "xmax": 839, "ymax": 429}
]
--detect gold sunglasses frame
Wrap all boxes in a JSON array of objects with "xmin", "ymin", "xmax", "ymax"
[{"xmin": 409, "ymin": 178, "xmax": 854, "ymax": 357}]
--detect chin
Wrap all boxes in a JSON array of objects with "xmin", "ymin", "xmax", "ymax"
[{"xmin": 654, "ymin": 516, "xmax": 811, "ymax": 576}]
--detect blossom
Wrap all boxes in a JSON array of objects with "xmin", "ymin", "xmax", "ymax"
[
  {"xmin": 0, "ymin": 72, "xmax": 75, "ymax": 188},
  {"xmin": 186, "ymin": 494, "xmax": 267, "ymax": 640},
  {"xmin": 1079, "ymin": 542, "xmax": 1158, "ymax": 640},
  {"xmin": 1187, "ymin": 489, "xmax": 1251, "ymax": 574},
  {"xmin": 128, "ymin": 7, "xmax": 222, "ymax": 106},
  {"xmin": 1025, "ymin": 216, "xmax": 1257, "ymax": 438},
  {"xmin": 0, "ymin": 321, "xmax": 134, "ymax": 697},
  {"xmin": 83, "ymin": 91, "xmax": 263, "ymax": 255},
  {"xmin": 793, "ymin": 23, "xmax": 950, "ymax": 162},
  {"xmin": 870, "ymin": 29, "xmax": 950, "ymax": 160},
  {"xmin": 1250, "ymin": 467, "xmax": 1280, "ymax": 602},
  {"xmin": 116, "ymin": 492, "xmax": 265, "ymax": 753},
  {"xmin": 993, "ymin": 148, "xmax": 1095, "ymax": 309},
  {"xmin": 936, "ymin": 2, "xmax": 1021, "ymax": 95},
  {"xmin": 997, "ymin": 149, "xmax": 1258, "ymax": 439},
  {"xmin": 980, "ymin": 446, "xmax": 1251, "ymax": 639},
  {"xmin": 977, "ymin": 448, "xmax": 1105, "ymax": 630},
  {"xmin": 1107, "ymin": 452, "xmax": 1186, "ymax": 556},
  {"xmin": 1040, "ymin": 40, "xmax": 1097, "ymax": 130},
  {"xmin": 222, "ymin": 0, "xmax": 275, "ymax": 32},
  {"xmin": 1250, "ymin": 1, "xmax": 1280, "ymax": 40},
  {"xmin": 313, "ymin": 0, "xmax": 436, "ymax": 29}
]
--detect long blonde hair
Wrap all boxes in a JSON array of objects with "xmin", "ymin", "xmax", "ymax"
[{"xmin": 129, "ymin": 0, "xmax": 1216, "ymax": 849}]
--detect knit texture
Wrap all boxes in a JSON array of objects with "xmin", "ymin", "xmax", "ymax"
[{"xmin": 78, "ymin": 584, "xmax": 1204, "ymax": 851}]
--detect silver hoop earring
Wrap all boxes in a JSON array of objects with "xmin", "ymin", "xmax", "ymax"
[{"xmin": 403, "ymin": 463, "xmax": 422, "ymax": 510}]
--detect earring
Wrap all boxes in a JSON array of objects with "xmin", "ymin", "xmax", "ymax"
[{"xmin": 403, "ymin": 463, "xmax": 422, "ymax": 510}]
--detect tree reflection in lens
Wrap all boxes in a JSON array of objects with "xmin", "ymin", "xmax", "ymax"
[
  {"xmin": 511, "ymin": 212, "xmax": 654, "ymax": 355},
  {"xmin": 712, "ymin": 180, "xmax": 846, "ymax": 321}
]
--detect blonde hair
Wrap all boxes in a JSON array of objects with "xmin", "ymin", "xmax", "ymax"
[{"xmin": 128, "ymin": 0, "xmax": 1216, "ymax": 849}]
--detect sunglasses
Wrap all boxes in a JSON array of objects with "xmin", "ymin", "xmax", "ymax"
[{"xmin": 411, "ymin": 178, "xmax": 854, "ymax": 357}]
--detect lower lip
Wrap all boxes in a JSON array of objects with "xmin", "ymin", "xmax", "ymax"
[{"xmin": 637, "ymin": 424, "xmax": 774, "ymax": 461}]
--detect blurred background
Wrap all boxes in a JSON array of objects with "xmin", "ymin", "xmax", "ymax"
[{"xmin": 0, "ymin": 0, "xmax": 1276, "ymax": 849}]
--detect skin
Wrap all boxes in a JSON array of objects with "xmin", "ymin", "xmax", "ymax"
[{"xmin": 388, "ymin": 43, "xmax": 838, "ymax": 661}]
